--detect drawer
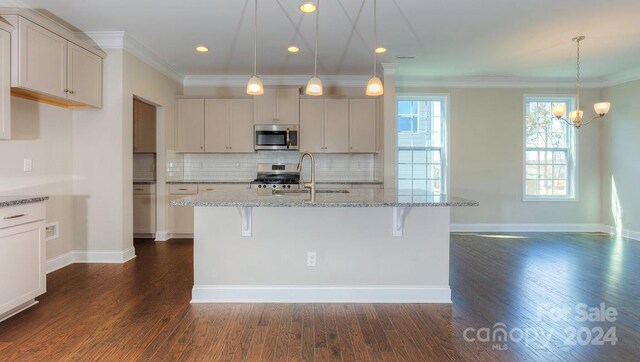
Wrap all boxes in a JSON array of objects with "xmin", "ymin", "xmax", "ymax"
[
  {"xmin": 133, "ymin": 184, "xmax": 156, "ymax": 195},
  {"xmin": 0, "ymin": 203, "xmax": 46, "ymax": 230},
  {"xmin": 169, "ymin": 184, "xmax": 198, "ymax": 195},
  {"xmin": 198, "ymin": 184, "xmax": 250, "ymax": 193}
]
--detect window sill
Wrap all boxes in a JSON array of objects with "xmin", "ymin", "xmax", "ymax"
[{"xmin": 522, "ymin": 196, "xmax": 578, "ymax": 203}]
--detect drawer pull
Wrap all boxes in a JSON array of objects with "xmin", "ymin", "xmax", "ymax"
[
  {"xmin": 179, "ymin": 188, "xmax": 188, "ymax": 191},
  {"xmin": 135, "ymin": 188, "xmax": 143, "ymax": 191},
  {"xmin": 4, "ymin": 214, "xmax": 26, "ymax": 220}
]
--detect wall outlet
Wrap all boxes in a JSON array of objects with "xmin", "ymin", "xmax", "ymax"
[
  {"xmin": 23, "ymin": 158, "xmax": 33, "ymax": 172},
  {"xmin": 307, "ymin": 251, "xmax": 317, "ymax": 267},
  {"xmin": 46, "ymin": 222, "xmax": 59, "ymax": 241}
]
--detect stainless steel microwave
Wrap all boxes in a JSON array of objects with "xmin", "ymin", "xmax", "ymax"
[{"xmin": 254, "ymin": 125, "xmax": 299, "ymax": 150}]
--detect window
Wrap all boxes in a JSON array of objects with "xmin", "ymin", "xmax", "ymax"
[
  {"xmin": 524, "ymin": 96, "xmax": 577, "ymax": 200},
  {"xmin": 397, "ymin": 96, "xmax": 447, "ymax": 198}
]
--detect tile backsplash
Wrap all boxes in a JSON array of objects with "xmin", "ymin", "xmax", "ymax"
[
  {"xmin": 167, "ymin": 151, "xmax": 383, "ymax": 182},
  {"xmin": 133, "ymin": 153, "xmax": 156, "ymax": 181}
]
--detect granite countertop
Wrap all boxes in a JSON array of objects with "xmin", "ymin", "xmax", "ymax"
[
  {"xmin": 133, "ymin": 180, "xmax": 156, "ymax": 184},
  {"xmin": 171, "ymin": 188, "xmax": 478, "ymax": 208},
  {"xmin": 166, "ymin": 180, "xmax": 383, "ymax": 185},
  {"xmin": 0, "ymin": 196, "xmax": 49, "ymax": 208}
]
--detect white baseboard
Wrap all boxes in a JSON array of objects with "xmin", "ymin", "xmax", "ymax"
[
  {"xmin": 191, "ymin": 285, "xmax": 452, "ymax": 303},
  {"xmin": 134, "ymin": 233, "xmax": 156, "ymax": 239},
  {"xmin": 601, "ymin": 225, "xmax": 640, "ymax": 241},
  {"xmin": 46, "ymin": 247, "xmax": 137, "ymax": 274},
  {"xmin": 169, "ymin": 233, "xmax": 193, "ymax": 239},
  {"xmin": 450, "ymin": 223, "xmax": 606, "ymax": 233},
  {"xmin": 154, "ymin": 231, "xmax": 169, "ymax": 241}
]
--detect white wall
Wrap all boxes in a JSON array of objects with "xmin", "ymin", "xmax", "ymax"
[
  {"xmin": 601, "ymin": 80, "xmax": 640, "ymax": 235},
  {"xmin": 397, "ymin": 86, "xmax": 603, "ymax": 225},
  {"xmin": 71, "ymin": 48, "xmax": 126, "ymax": 253},
  {"xmin": 0, "ymin": 98, "xmax": 74, "ymax": 259},
  {"xmin": 123, "ymin": 51, "xmax": 183, "ymax": 240}
]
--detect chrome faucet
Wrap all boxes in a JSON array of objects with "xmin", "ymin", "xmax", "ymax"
[{"xmin": 297, "ymin": 152, "xmax": 316, "ymax": 200}]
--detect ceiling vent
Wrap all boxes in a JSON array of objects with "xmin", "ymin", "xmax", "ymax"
[{"xmin": 395, "ymin": 56, "xmax": 415, "ymax": 60}]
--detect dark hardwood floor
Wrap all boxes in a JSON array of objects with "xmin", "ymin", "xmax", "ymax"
[{"xmin": 1, "ymin": 233, "xmax": 638, "ymax": 361}]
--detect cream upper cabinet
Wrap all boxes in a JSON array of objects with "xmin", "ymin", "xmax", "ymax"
[
  {"xmin": 176, "ymin": 99, "xmax": 205, "ymax": 153},
  {"xmin": 133, "ymin": 99, "xmax": 156, "ymax": 153},
  {"xmin": 325, "ymin": 99, "xmax": 349, "ymax": 153},
  {"xmin": 67, "ymin": 42, "xmax": 102, "ymax": 108},
  {"xmin": 0, "ymin": 26, "xmax": 11, "ymax": 140},
  {"xmin": 204, "ymin": 99, "xmax": 229, "ymax": 153},
  {"xmin": 4, "ymin": 15, "xmax": 103, "ymax": 109},
  {"xmin": 229, "ymin": 99, "xmax": 254, "ymax": 152},
  {"xmin": 299, "ymin": 99, "xmax": 324, "ymax": 153},
  {"xmin": 17, "ymin": 18, "xmax": 67, "ymax": 99},
  {"xmin": 254, "ymin": 88, "xmax": 299, "ymax": 125},
  {"xmin": 349, "ymin": 99, "xmax": 377, "ymax": 153},
  {"xmin": 299, "ymin": 98, "xmax": 348, "ymax": 153}
]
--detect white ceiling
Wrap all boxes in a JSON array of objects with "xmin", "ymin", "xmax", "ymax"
[{"xmin": 12, "ymin": 0, "xmax": 640, "ymax": 80}]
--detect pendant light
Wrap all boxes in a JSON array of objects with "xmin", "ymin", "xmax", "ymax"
[
  {"xmin": 552, "ymin": 36, "xmax": 611, "ymax": 128},
  {"xmin": 366, "ymin": 0, "xmax": 383, "ymax": 96},
  {"xmin": 247, "ymin": 0, "xmax": 264, "ymax": 95},
  {"xmin": 306, "ymin": 0, "xmax": 323, "ymax": 96}
]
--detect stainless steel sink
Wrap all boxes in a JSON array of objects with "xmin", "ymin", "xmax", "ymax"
[{"xmin": 271, "ymin": 189, "xmax": 349, "ymax": 195}]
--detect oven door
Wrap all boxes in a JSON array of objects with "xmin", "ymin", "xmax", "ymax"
[{"xmin": 254, "ymin": 125, "xmax": 298, "ymax": 150}]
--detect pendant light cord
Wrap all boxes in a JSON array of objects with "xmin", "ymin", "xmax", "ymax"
[
  {"xmin": 575, "ymin": 37, "xmax": 581, "ymax": 111},
  {"xmin": 373, "ymin": 0, "xmax": 377, "ymax": 77},
  {"xmin": 253, "ymin": 0, "xmax": 258, "ymax": 76},
  {"xmin": 314, "ymin": 0, "xmax": 320, "ymax": 77}
]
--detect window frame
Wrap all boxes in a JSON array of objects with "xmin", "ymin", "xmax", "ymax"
[
  {"xmin": 522, "ymin": 95, "xmax": 579, "ymax": 202},
  {"xmin": 396, "ymin": 94, "xmax": 450, "ymax": 196}
]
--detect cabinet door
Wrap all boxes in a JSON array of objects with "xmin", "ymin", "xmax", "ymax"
[
  {"xmin": 276, "ymin": 88, "xmax": 300, "ymax": 125},
  {"xmin": 169, "ymin": 195, "xmax": 194, "ymax": 234},
  {"xmin": 133, "ymin": 195, "xmax": 156, "ymax": 234},
  {"xmin": 176, "ymin": 99, "xmax": 205, "ymax": 152},
  {"xmin": 204, "ymin": 99, "xmax": 229, "ymax": 152},
  {"xmin": 299, "ymin": 99, "xmax": 324, "ymax": 153},
  {"xmin": 349, "ymin": 99, "xmax": 377, "ymax": 153},
  {"xmin": 0, "ymin": 29, "xmax": 10, "ymax": 140},
  {"xmin": 229, "ymin": 99, "xmax": 254, "ymax": 152},
  {"xmin": 133, "ymin": 99, "xmax": 156, "ymax": 153},
  {"xmin": 324, "ymin": 99, "xmax": 349, "ymax": 153},
  {"xmin": 0, "ymin": 220, "xmax": 46, "ymax": 317},
  {"xmin": 67, "ymin": 42, "xmax": 102, "ymax": 108},
  {"xmin": 253, "ymin": 88, "xmax": 276, "ymax": 124},
  {"xmin": 17, "ymin": 18, "xmax": 67, "ymax": 99}
]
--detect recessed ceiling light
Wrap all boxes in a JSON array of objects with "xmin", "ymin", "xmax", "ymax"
[
  {"xmin": 375, "ymin": 47, "xmax": 387, "ymax": 54},
  {"xmin": 300, "ymin": 1, "xmax": 317, "ymax": 13},
  {"xmin": 288, "ymin": 46, "xmax": 300, "ymax": 53},
  {"xmin": 195, "ymin": 46, "xmax": 209, "ymax": 53}
]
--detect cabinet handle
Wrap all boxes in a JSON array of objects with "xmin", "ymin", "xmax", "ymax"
[
  {"xmin": 69, "ymin": 90, "xmax": 76, "ymax": 94},
  {"xmin": 64, "ymin": 89, "xmax": 69, "ymax": 93},
  {"xmin": 3, "ymin": 214, "xmax": 26, "ymax": 220},
  {"xmin": 178, "ymin": 188, "xmax": 188, "ymax": 191},
  {"xmin": 135, "ymin": 188, "xmax": 143, "ymax": 191}
]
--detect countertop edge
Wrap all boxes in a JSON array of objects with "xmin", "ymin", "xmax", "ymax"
[
  {"xmin": 0, "ymin": 196, "xmax": 50, "ymax": 208},
  {"xmin": 171, "ymin": 200, "xmax": 479, "ymax": 208}
]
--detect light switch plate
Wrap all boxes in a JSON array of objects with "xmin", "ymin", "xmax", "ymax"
[{"xmin": 23, "ymin": 159, "xmax": 33, "ymax": 172}]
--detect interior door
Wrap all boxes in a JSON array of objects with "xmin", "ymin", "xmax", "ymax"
[
  {"xmin": 324, "ymin": 99, "xmax": 349, "ymax": 153},
  {"xmin": 133, "ymin": 99, "xmax": 156, "ymax": 153}
]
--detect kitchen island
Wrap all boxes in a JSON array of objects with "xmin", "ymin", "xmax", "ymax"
[{"xmin": 172, "ymin": 188, "xmax": 478, "ymax": 303}]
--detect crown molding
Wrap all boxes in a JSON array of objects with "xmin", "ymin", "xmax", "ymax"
[
  {"xmin": 84, "ymin": 31, "xmax": 183, "ymax": 84},
  {"xmin": 600, "ymin": 66, "xmax": 640, "ymax": 88},
  {"xmin": 183, "ymin": 75, "xmax": 371, "ymax": 88},
  {"xmin": 395, "ymin": 75, "xmax": 606, "ymax": 89}
]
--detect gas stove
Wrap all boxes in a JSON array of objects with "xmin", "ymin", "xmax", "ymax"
[{"xmin": 250, "ymin": 163, "xmax": 301, "ymax": 189}]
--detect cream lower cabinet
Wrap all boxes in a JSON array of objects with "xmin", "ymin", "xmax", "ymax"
[
  {"xmin": 0, "ymin": 202, "xmax": 46, "ymax": 322},
  {"xmin": 133, "ymin": 184, "xmax": 156, "ymax": 235},
  {"xmin": 168, "ymin": 184, "xmax": 197, "ymax": 235},
  {"xmin": 0, "ymin": 23, "xmax": 11, "ymax": 140},
  {"xmin": 300, "ymin": 98, "xmax": 349, "ymax": 153}
]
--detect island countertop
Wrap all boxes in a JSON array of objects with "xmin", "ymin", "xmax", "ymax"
[
  {"xmin": 171, "ymin": 188, "xmax": 478, "ymax": 208},
  {"xmin": 0, "ymin": 196, "xmax": 49, "ymax": 208}
]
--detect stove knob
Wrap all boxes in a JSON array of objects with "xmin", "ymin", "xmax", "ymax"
[
  {"xmin": 272, "ymin": 185, "xmax": 276, "ymax": 189},
  {"xmin": 282, "ymin": 185, "xmax": 286, "ymax": 188},
  {"xmin": 257, "ymin": 184, "xmax": 262, "ymax": 188},
  {"xmin": 287, "ymin": 185, "xmax": 291, "ymax": 189}
]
